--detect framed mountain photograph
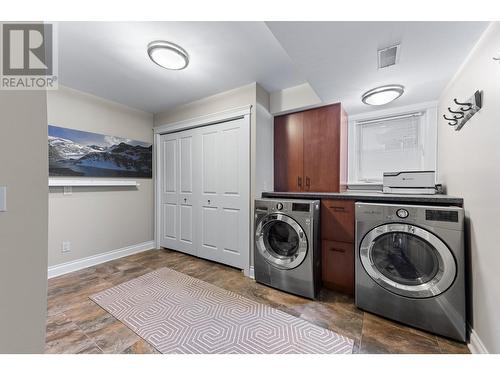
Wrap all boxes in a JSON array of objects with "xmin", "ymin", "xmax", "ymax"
[{"xmin": 48, "ymin": 125, "xmax": 153, "ymax": 178}]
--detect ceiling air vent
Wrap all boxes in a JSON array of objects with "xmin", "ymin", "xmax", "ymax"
[{"xmin": 378, "ymin": 44, "xmax": 400, "ymax": 69}]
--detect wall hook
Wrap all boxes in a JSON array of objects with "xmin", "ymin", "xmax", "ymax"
[
  {"xmin": 447, "ymin": 108, "xmax": 464, "ymax": 119},
  {"xmin": 453, "ymin": 98, "xmax": 472, "ymax": 111},
  {"xmin": 443, "ymin": 114, "xmax": 458, "ymax": 126},
  {"xmin": 445, "ymin": 90, "xmax": 482, "ymax": 131}
]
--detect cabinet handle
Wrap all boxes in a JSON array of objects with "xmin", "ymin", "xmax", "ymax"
[
  {"xmin": 330, "ymin": 206, "xmax": 346, "ymax": 212},
  {"xmin": 329, "ymin": 247, "xmax": 346, "ymax": 253},
  {"xmin": 305, "ymin": 176, "xmax": 310, "ymax": 189},
  {"xmin": 298, "ymin": 176, "xmax": 302, "ymax": 188}
]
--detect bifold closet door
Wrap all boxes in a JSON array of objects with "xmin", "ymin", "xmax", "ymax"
[
  {"xmin": 197, "ymin": 117, "xmax": 250, "ymax": 269},
  {"xmin": 160, "ymin": 130, "xmax": 197, "ymax": 256}
]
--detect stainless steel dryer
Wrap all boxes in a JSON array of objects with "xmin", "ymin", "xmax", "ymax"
[
  {"xmin": 355, "ymin": 202, "xmax": 466, "ymax": 342},
  {"xmin": 254, "ymin": 198, "xmax": 320, "ymax": 299}
]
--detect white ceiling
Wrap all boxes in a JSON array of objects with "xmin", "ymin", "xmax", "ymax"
[
  {"xmin": 57, "ymin": 21, "xmax": 489, "ymax": 115},
  {"xmin": 57, "ymin": 22, "xmax": 305, "ymax": 113},
  {"xmin": 266, "ymin": 21, "xmax": 488, "ymax": 114}
]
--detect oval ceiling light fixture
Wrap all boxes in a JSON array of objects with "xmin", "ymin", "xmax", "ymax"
[
  {"xmin": 362, "ymin": 84, "xmax": 404, "ymax": 106},
  {"xmin": 147, "ymin": 40, "xmax": 189, "ymax": 70}
]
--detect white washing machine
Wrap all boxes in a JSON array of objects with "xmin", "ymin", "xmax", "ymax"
[
  {"xmin": 254, "ymin": 198, "xmax": 320, "ymax": 299},
  {"xmin": 355, "ymin": 202, "xmax": 466, "ymax": 342}
]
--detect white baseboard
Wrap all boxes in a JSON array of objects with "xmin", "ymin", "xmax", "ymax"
[
  {"xmin": 48, "ymin": 240, "xmax": 155, "ymax": 279},
  {"xmin": 468, "ymin": 327, "xmax": 489, "ymax": 354},
  {"xmin": 248, "ymin": 266, "xmax": 255, "ymax": 279}
]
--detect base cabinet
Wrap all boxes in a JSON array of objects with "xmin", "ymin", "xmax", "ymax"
[
  {"xmin": 322, "ymin": 240, "xmax": 354, "ymax": 295},
  {"xmin": 320, "ymin": 199, "xmax": 355, "ymax": 295}
]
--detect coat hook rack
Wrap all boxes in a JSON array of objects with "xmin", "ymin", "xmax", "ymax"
[{"xmin": 443, "ymin": 90, "xmax": 482, "ymax": 131}]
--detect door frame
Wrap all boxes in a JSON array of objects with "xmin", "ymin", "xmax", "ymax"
[{"xmin": 154, "ymin": 105, "xmax": 253, "ymax": 276}]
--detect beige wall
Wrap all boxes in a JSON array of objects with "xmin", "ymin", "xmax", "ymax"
[
  {"xmin": 48, "ymin": 86, "xmax": 154, "ymax": 267},
  {"xmin": 438, "ymin": 22, "xmax": 500, "ymax": 353},
  {"xmin": 0, "ymin": 89, "xmax": 49, "ymax": 353}
]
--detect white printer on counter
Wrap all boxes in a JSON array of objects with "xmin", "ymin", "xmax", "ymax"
[{"xmin": 383, "ymin": 171, "xmax": 437, "ymax": 195}]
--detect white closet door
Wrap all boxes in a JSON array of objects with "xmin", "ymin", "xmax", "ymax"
[
  {"xmin": 160, "ymin": 133, "xmax": 180, "ymax": 250},
  {"xmin": 177, "ymin": 131, "xmax": 196, "ymax": 255},
  {"xmin": 197, "ymin": 117, "xmax": 249, "ymax": 269},
  {"xmin": 160, "ymin": 130, "xmax": 197, "ymax": 256}
]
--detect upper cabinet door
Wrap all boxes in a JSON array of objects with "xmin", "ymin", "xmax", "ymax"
[
  {"xmin": 274, "ymin": 112, "xmax": 304, "ymax": 192},
  {"xmin": 303, "ymin": 104, "xmax": 341, "ymax": 192}
]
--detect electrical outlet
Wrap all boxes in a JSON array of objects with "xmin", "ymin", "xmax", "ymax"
[{"xmin": 62, "ymin": 241, "xmax": 71, "ymax": 254}]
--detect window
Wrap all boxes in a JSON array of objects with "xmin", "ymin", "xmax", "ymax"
[{"xmin": 348, "ymin": 105, "xmax": 437, "ymax": 185}]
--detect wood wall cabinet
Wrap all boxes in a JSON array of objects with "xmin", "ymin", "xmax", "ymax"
[
  {"xmin": 274, "ymin": 112, "xmax": 304, "ymax": 191},
  {"xmin": 321, "ymin": 199, "xmax": 355, "ymax": 295},
  {"xmin": 274, "ymin": 103, "xmax": 348, "ymax": 192}
]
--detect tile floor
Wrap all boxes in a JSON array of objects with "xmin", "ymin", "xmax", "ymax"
[{"xmin": 45, "ymin": 248, "xmax": 469, "ymax": 354}]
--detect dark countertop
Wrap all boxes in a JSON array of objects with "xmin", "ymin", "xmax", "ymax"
[{"xmin": 261, "ymin": 191, "xmax": 464, "ymax": 206}]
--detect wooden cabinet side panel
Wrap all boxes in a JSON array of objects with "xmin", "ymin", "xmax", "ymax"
[
  {"xmin": 274, "ymin": 113, "xmax": 304, "ymax": 191},
  {"xmin": 303, "ymin": 104, "xmax": 341, "ymax": 192}
]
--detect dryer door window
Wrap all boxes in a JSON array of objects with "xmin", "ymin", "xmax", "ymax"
[
  {"xmin": 371, "ymin": 232, "xmax": 439, "ymax": 286},
  {"xmin": 265, "ymin": 221, "xmax": 300, "ymax": 258},
  {"xmin": 256, "ymin": 213, "xmax": 308, "ymax": 270},
  {"xmin": 360, "ymin": 223, "xmax": 456, "ymax": 298}
]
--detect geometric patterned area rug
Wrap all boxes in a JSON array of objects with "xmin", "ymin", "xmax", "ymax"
[{"xmin": 90, "ymin": 267, "xmax": 353, "ymax": 354}]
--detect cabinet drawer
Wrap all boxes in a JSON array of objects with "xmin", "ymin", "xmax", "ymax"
[
  {"xmin": 321, "ymin": 199, "xmax": 355, "ymax": 242},
  {"xmin": 322, "ymin": 240, "xmax": 354, "ymax": 295}
]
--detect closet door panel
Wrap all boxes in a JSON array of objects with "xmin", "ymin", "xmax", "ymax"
[
  {"xmin": 218, "ymin": 121, "xmax": 248, "ymax": 268},
  {"xmin": 196, "ymin": 117, "xmax": 249, "ymax": 269},
  {"xmin": 178, "ymin": 132, "xmax": 196, "ymax": 255},
  {"xmin": 160, "ymin": 135, "xmax": 179, "ymax": 249},
  {"xmin": 198, "ymin": 127, "xmax": 222, "ymax": 261}
]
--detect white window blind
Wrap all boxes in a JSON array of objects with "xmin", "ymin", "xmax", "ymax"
[{"xmin": 356, "ymin": 113, "xmax": 425, "ymax": 183}]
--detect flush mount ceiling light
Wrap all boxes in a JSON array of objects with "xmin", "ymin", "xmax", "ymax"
[
  {"xmin": 361, "ymin": 84, "xmax": 404, "ymax": 106},
  {"xmin": 147, "ymin": 40, "xmax": 189, "ymax": 70}
]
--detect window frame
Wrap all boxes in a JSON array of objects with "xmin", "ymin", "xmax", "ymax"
[{"xmin": 347, "ymin": 102, "xmax": 438, "ymax": 187}]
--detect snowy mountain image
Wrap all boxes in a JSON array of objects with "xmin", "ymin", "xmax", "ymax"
[{"xmin": 48, "ymin": 125, "xmax": 152, "ymax": 178}]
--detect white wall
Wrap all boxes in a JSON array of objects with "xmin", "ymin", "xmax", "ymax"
[
  {"xmin": 256, "ymin": 85, "xmax": 274, "ymax": 196},
  {"xmin": 47, "ymin": 86, "xmax": 154, "ymax": 267},
  {"xmin": 0, "ymin": 89, "xmax": 48, "ymax": 353},
  {"xmin": 269, "ymin": 82, "xmax": 321, "ymax": 115},
  {"xmin": 438, "ymin": 22, "xmax": 500, "ymax": 353}
]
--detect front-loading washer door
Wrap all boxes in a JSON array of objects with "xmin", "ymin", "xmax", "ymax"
[
  {"xmin": 255, "ymin": 213, "xmax": 308, "ymax": 270},
  {"xmin": 360, "ymin": 223, "xmax": 456, "ymax": 298}
]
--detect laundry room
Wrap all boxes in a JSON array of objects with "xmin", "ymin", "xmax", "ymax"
[{"xmin": 1, "ymin": 1, "xmax": 499, "ymax": 373}]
